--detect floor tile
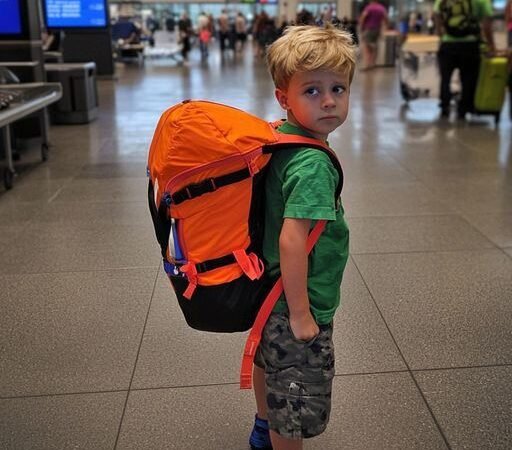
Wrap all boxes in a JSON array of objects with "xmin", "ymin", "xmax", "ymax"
[
  {"xmin": 0, "ymin": 202, "xmax": 34, "ymax": 226},
  {"xmin": 408, "ymin": 167, "xmax": 512, "ymax": 189},
  {"xmin": 0, "ymin": 221, "xmax": 159, "ymax": 274},
  {"xmin": 463, "ymin": 213, "xmax": 512, "ymax": 248},
  {"xmin": 32, "ymin": 201, "xmax": 149, "ymax": 226},
  {"xmin": 76, "ymin": 162, "xmax": 147, "ymax": 179},
  {"xmin": 52, "ymin": 177, "xmax": 148, "ymax": 203},
  {"xmin": 0, "ymin": 178, "xmax": 70, "ymax": 204},
  {"xmin": 353, "ymin": 250, "xmax": 512, "ymax": 370},
  {"xmin": 415, "ymin": 366, "xmax": 512, "ymax": 450},
  {"xmin": 0, "ymin": 225, "xmax": 25, "ymax": 252},
  {"xmin": 131, "ymin": 270, "xmax": 248, "ymax": 388},
  {"xmin": 349, "ymin": 214, "xmax": 495, "ymax": 254},
  {"xmin": 341, "ymin": 157, "xmax": 417, "ymax": 185},
  {"xmin": 15, "ymin": 161, "xmax": 85, "ymax": 181},
  {"xmin": 0, "ymin": 268, "xmax": 156, "ymax": 396},
  {"xmin": 334, "ymin": 260, "xmax": 407, "ymax": 374},
  {"xmin": 116, "ymin": 384, "xmax": 255, "ymax": 450},
  {"xmin": 388, "ymin": 139, "xmax": 505, "ymax": 171},
  {"xmin": 316, "ymin": 373, "xmax": 448, "ymax": 450},
  {"xmin": 342, "ymin": 182, "xmax": 454, "ymax": 217},
  {"xmin": 427, "ymin": 180, "xmax": 512, "ymax": 214},
  {"xmin": 120, "ymin": 373, "xmax": 448, "ymax": 450},
  {"xmin": 0, "ymin": 392, "xmax": 125, "ymax": 450}
]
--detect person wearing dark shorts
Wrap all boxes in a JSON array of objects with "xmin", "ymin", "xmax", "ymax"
[
  {"xmin": 249, "ymin": 25, "xmax": 355, "ymax": 450},
  {"xmin": 358, "ymin": 0, "xmax": 388, "ymax": 70},
  {"xmin": 254, "ymin": 313, "xmax": 335, "ymax": 439}
]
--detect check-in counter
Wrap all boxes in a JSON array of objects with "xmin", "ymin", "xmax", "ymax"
[{"xmin": 45, "ymin": 62, "xmax": 98, "ymax": 124}]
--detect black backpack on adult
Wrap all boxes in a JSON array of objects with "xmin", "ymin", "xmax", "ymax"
[{"xmin": 440, "ymin": 0, "xmax": 481, "ymax": 38}]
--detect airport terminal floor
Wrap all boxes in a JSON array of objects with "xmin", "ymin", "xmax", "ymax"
[{"xmin": 1, "ymin": 45, "xmax": 512, "ymax": 449}]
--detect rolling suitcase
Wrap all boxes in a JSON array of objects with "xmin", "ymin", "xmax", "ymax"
[{"xmin": 474, "ymin": 55, "xmax": 509, "ymax": 124}]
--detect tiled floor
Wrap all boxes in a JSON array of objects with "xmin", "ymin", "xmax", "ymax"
[{"xmin": 1, "ymin": 45, "xmax": 511, "ymax": 450}]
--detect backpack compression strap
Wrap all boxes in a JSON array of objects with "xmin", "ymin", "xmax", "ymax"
[{"xmin": 240, "ymin": 219, "xmax": 327, "ymax": 390}]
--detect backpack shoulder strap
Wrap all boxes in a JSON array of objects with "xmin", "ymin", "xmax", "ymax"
[
  {"xmin": 240, "ymin": 219, "xmax": 327, "ymax": 389},
  {"xmin": 265, "ymin": 130, "xmax": 344, "ymax": 199}
]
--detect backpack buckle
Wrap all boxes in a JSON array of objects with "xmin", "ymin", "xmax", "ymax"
[
  {"xmin": 185, "ymin": 178, "xmax": 217, "ymax": 200},
  {"xmin": 205, "ymin": 178, "xmax": 217, "ymax": 192}
]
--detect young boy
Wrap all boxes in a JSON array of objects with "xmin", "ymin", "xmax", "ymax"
[{"xmin": 249, "ymin": 25, "xmax": 356, "ymax": 450}]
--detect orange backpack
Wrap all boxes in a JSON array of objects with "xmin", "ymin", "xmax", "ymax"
[{"xmin": 147, "ymin": 100, "xmax": 343, "ymax": 388}]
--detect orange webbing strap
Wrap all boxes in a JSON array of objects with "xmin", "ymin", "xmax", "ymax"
[{"xmin": 239, "ymin": 219, "xmax": 328, "ymax": 389}]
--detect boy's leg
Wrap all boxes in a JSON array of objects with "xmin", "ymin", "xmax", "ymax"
[
  {"xmin": 251, "ymin": 356, "xmax": 272, "ymax": 450},
  {"xmin": 253, "ymin": 364, "xmax": 268, "ymax": 420},
  {"xmin": 270, "ymin": 431, "xmax": 302, "ymax": 450}
]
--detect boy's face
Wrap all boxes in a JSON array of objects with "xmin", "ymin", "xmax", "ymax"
[{"xmin": 275, "ymin": 69, "xmax": 350, "ymax": 141}]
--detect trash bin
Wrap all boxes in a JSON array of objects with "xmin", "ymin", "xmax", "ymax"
[
  {"xmin": 376, "ymin": 31, "xmax": 399, "ymax": 67},
  {"xmin": 44, "ymin": 62, "xmax": 98, "ymax": 124}
]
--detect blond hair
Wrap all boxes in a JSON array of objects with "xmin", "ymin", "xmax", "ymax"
[{"xmin": 266, "ymin": 24, "xmax": 357, "ymax": 90}]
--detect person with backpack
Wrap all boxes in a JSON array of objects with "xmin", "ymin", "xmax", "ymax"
[
  {"xmin": 249, "ymin": 24, "xmax": 355, "ymax": 450},
  {"xmin": 434, "ymin": 0, "xmax": 495, "ymax": 119}
]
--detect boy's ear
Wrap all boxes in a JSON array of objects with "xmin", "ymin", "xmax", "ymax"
[{"xmin": 275, "ymin": 88, "xmax": 289, "ymax": 111}]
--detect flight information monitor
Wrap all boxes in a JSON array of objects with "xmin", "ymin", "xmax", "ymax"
[
  {"xmin": 43, "ymin": 0, "xmax": 108, "ymax": 28},
  {"xmin": 0, "ymin": 0, "xmax": 23, "ymax": 34}
]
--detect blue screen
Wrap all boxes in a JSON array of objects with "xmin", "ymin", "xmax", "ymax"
[
  {"xmin": 44, "ymin": 0, "xmax": 107, "ymax": 28},
  {"xmin": 0, "ymin": 0, "xmax": 22, "ymax": 34}
]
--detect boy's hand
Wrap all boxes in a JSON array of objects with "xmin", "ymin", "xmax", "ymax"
[{"xmin": 289, "ymin": 310, "xmax": 320, "ymax": 342}]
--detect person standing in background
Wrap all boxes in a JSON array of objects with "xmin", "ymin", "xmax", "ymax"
[
  {"xmin": 358, "ymin": 0, "xmax": 388, "ymax": 70},
  {"xmin": 218, "ymin": 9, "xmax": 231, "ymax": 53},
  {"xmin": 178, "ymin": 12, "xmax": 192, "ymax": 64},
  {"xmin": 198, "ymin": 25, "xmax": 212, "ymax": 61},
  {"xmin": 235, "ymin": 12, "xmax": 247, "ymax": 53},
  {"xmin": 434, "ymin": 0, "xmax": 495, "ymax": 119}
]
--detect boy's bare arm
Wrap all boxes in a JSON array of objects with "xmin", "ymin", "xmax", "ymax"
[{"xmin": 279, "ymin": 217, "xmax": 320, "ymax": 341}]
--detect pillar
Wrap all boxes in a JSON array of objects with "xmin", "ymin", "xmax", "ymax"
[
  {"xmin": 279, "ymin": 0, "xmax": 298, "ymax": 23},
  {"xmin": 337, "ymin": 0, "xmax": 353, "ymax": 20}
]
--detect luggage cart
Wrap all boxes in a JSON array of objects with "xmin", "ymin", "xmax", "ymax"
[
  {"xmin": 0, "ymin": 83, "xmax": 62, "ymax": 189},
  {"xmin": 399, "ymin": 34, "xmax": 463, "ymax": 111},
  {"xmin": 399, "ymin": 35, "xmax": 441, "ymax": 103}
]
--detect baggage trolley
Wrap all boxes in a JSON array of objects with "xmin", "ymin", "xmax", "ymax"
[{"xmin": 399, "ymin": 35, "xmax": 441, "ymax": 103}]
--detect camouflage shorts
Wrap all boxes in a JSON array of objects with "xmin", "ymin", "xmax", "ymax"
[{"xmin": 254, "ymin": 312, "xmax": 335, "ymax": 439}]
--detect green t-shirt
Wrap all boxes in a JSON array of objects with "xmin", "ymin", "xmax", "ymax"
[
  {"xmin": 262, "ymin": 122, "xmax": 349, "ymax": 325},
  {"xmin": 434, "ymin": 0, "xmax": 493, "ymax": 42}
]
